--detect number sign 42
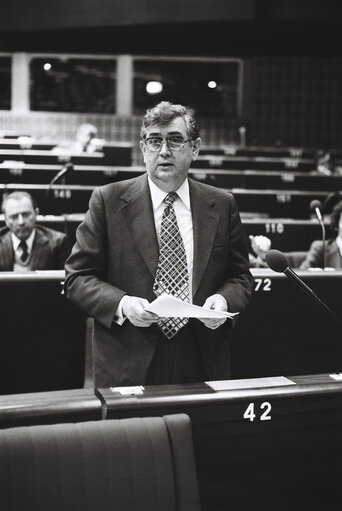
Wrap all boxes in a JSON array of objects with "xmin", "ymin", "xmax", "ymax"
[{"xmin": 244, "ymin": 402, "xmax": 272, "ymax": 421}]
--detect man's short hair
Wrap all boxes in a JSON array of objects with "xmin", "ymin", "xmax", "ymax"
[
  {"xmin": 140, "ymin": 101, "xmax": 200, "ymax": 141},
  {"xmin": 330, "ymin": 200, "xmax": 342, "ymax": 234},
  {"xmin": 1, "ymin": 191, "xmax": 37, "ymax": 214}
]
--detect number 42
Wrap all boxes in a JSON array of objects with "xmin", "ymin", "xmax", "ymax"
[{"xmin": 243, "ymin": 402, "xmax": 272, "ymax": 421}]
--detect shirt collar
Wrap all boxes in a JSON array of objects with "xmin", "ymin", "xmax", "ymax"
[
  {"xmin": 11, "ymin": 229, "xmax": 36, "ymax": 252},
  {"xmin": 147, "ymin": 177, "xmax": 190, "ymax": 210}
]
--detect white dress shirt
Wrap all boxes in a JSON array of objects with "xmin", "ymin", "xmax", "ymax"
[{"xmin": 115, "ymin": 177, "xmax": 194, "ymax": 323}]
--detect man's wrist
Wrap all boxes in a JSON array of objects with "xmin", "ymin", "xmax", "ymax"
[{"xmin": 112, "ymin": 295, "xmax": 129, "ymax": 326}]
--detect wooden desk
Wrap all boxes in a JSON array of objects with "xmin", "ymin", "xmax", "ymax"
[
  {"xmin": 98, "ymin": 373, "xmax": 342, "ymax": 511},
  {"xmin": 0, "ymin": 388, "xmax": 102, "ymax": 428}
]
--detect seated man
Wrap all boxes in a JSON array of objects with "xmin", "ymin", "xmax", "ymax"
[
  {"xmin": 300, "ymin": 200, "xmax": 342, "ymax": 270},
  {"xmin": 0, "ymin": 191, "xmax": 70, "ymax": 271}
]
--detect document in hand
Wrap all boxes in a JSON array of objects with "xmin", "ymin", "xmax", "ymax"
[{"xmin": 146, "ymin": 293, "xmax": 239, "ymax": 319}]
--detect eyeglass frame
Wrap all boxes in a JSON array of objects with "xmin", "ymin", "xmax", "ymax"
[{"xmin": 142, "ymin": 136, "xmax": 192, "ymax": 152}]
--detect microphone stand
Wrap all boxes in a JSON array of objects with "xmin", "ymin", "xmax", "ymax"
[
  {"xmin": 44, "ymin": 162, "xmax": 73, "ymax": 215},
  {"xmin": 317, "ymin": 212, "xmax": 326, "ymax": 270},
  {"xmin": 284, "ymin": 266, "xmax": 342, "ymax": 327}
]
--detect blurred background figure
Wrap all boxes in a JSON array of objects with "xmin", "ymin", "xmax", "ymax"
[
  {"xmin": 316, "ymin": 150, "xmax": 334, "ymax": 176},
  {"xmin": 52, "ymin": 123, "xmax": 104, "ymax": 155},
  {"xmin": 0, "ymin": 191, "xmax": 70, "ymax": 271},
  {"xmin": 248, "ymin": 234, "xmax": 271, "ymax": 268},
  {"xmin": 300, "ymin": 200, "xmax": 342, "ymax": 270}
]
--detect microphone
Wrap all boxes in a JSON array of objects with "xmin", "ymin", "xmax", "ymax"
[
  {"xmin": 44, "ymin": 162, "xmax": 74, "ymax": 215},
  {"xmin": 310, "ymin": 199, "xmax": 323, "ymax": 223},
  {"xmin": 310, "ymin": 199, "xmax": 326, "ymax": 269},
  {"xmin": 265, "ymin": 249, "xmax": 342, "ymax": 328}
]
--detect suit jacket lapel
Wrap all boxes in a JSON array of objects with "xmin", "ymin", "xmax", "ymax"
[
  {"xmin": 190, "ymin": 179, "xmax": 220, "ymax": 297},
  {"xmin": 30, "ymin": 229, "xmax": 50, "ymax": 270},
  {"xmin": 0, "ymin": 231, "xmax": 14, "ymax": 270},
  {"xmin": 120, "ymin": 174, "xmax": 159, "ymax": 278}
]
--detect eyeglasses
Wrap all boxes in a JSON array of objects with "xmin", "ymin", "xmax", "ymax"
[{"xmin": 143, "ymin": 136, "xmax": 191, "ymax": 152}]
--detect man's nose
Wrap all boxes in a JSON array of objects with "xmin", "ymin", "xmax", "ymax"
[
  {"xmin": 159, "ymin": 140, "xmax": 171, "ymax": 155},
  {"xmin": 17, "ymin": 214, "xmax": 25, "ymax": 224}
]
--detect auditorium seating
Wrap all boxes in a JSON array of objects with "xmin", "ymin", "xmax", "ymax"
[
  {"xmin": 0, "ymin": 413, "xmax": 201, "ymax": 511},
  {"xmin": 0, "ymin": 214, "xmax": 325, "ymax": 253},
  {"xmin": 0, "ymin": 182, "xmax": 332, "ymax": 218},
  {"xmin": 190, "ymin": 167, "xmax": 342, "ymax": 192}
]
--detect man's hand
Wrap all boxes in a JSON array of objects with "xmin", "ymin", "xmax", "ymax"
[
  {"xmin": 199, "ymin": 294, "xmax": 228, "ymax": 330},
  {"xmin": 122, "ymin": 296, "xmax": 159, "ymax": 327}
]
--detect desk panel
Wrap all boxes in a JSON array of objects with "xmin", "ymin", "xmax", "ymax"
[
  {"xmin": 195, "ymin": 155, "xmax": 315, "ymax": 172},
  {"xmin": 232, "ymin": 189, "xmax": 329, "ymax": 218},
  {"xmin": 242, "ymin": 218, "xmax": 323, "ymax": 251},
  {"xmin": 232, "ymin": 270, "xmax": 342, "ymax": 379},
  {"xmin": 200, "ymin": 146, "xmax": 316, "ymax": 159},
  {"xmin": 0, "ymin": 272, "xmax": 86, "ymax": 395},
  {"xmin": 98, "ymin": 373, "xmax": 342, "ymax": 511}
]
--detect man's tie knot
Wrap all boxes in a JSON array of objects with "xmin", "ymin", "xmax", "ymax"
[{"xmin": 164, "ymin": 192, "xmax": 178, "ymax": 208}]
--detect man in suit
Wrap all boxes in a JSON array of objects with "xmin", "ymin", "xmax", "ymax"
[
  {"xmin": 300, "ymin": 200, "xmax": 342, "ymax": 270},
  {"xmin": 0, "ymin": 191, "xmax": 70, "ymax": 271},
  {"xmin": 65, "ymin": 101, "xmax": 254, "ymax": 387}
]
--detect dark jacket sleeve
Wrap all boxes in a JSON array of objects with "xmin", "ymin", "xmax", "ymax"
[{"xmin": 64, "ymin": 188, "xmax": 126, "ymax": 330}]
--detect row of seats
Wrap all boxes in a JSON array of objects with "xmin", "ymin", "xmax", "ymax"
[
  {"xmin": 0, "ymin": 413, "xmax": 200, "ymax": 511},
  {"xmin": 0, "ymin": 182, "xmax": 336, "ymax": 218},
  {"xmin": 0, "ymin": 163, "xmax": 341, "ymax": 191},
  {"xmin": 0, "ymin": 213, "xmax": 326, "ymax": 254}
]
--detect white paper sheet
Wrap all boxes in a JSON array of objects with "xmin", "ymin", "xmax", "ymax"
[
  {"xmin": 206, "ymin": 376, "xmax": 295, "ymax": 391},
  {"xmin": 146, "ymin": 293, "xmax": 239, "ymax": 319}
]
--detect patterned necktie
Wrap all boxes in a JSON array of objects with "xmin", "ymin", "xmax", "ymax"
[
  {"xmin": 19, "ymin": 240, "xmax": 28, "ymax": 262},
  {"xmin": 153, "ymin": 192, "xmax": 190, "ymax": 339}
]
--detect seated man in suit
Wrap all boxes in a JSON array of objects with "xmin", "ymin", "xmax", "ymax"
[
  {"xmin": 0, "ymin": 191, "xmax": 70, "ymax": 271},
  {"xmin": 65, "ymin": 101, "xmax": 254, "ymax": 387},
  {"xmin": 300, "ymin": 200, "xmax": 342, "ymax": 270}
]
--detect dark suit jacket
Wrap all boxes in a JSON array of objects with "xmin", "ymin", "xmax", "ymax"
[
  {"xmin": 0, "ymin": 225, "xmax": 70, "ymax": 271},
  {"xmin": 300, "ymin": 238, "xmax": 342, "ymax": 270},
  {"xmin": 65, "ymin": 174, "xmax": 254, "ymax": 386}
]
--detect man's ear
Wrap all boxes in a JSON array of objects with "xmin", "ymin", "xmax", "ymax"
[
  {"xmin": 35, "ymin": 208, "xmax": 39, "ymax": 216},
  {"xmin": 191, "ymin": 137, "xmax": 201, "ymax": 161}
]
